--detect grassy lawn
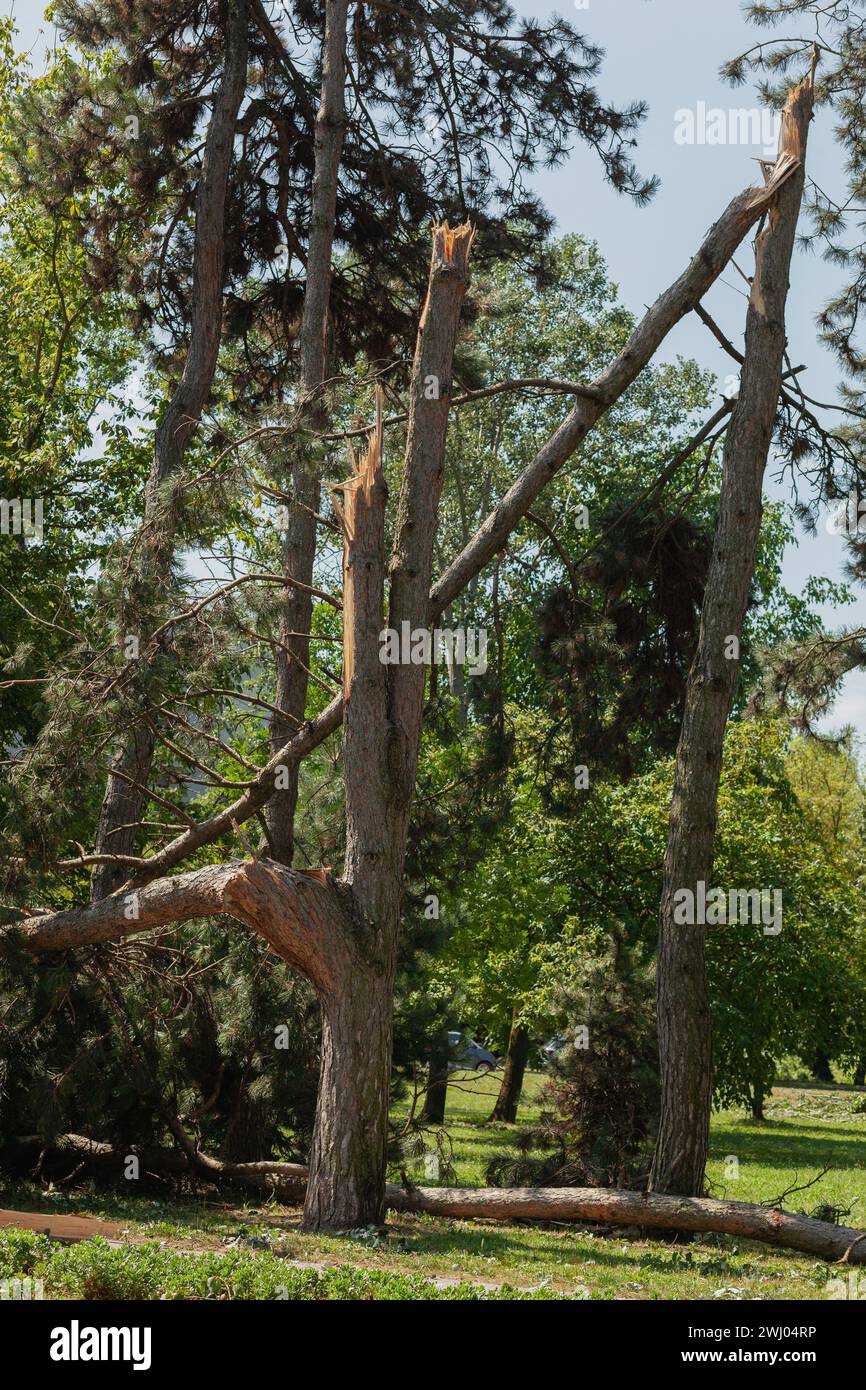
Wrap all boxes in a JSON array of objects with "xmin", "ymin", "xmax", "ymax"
[
  {"xmin": 419, "ymin": 1070, "xmax": 866, "ymax": 1215},
  {"xmin": 1, "ymin": 1073, "xmax": 864, "ymax": 1300}
]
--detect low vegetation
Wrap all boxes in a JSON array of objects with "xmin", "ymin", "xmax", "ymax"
[{"xmin": 2, "ymin": 1075, "xmax": 863, "ymax": 1300}]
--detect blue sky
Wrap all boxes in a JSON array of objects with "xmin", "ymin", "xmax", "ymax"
[
  {"xmin": 520, "ymin": 0, "xmax": 866, "ymax": 731},
  {"xmin": 7, "ymin": 0, "xmax": 866, "ymax": 731}
]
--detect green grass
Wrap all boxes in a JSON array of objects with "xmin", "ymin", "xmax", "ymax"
[
  {"xmin": 2, "ymin": 1074, "xmax": 864, "ymax": 1300},
  {"xmin": 0, "ymin": 1227, "xmax": 564, "ymax": 1300},
  {"xmin": 426, "ymin": 1070, "xmax": 866, "ymax": 1216}
]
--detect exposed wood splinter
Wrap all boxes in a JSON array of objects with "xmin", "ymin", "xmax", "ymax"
[{"xmin": 328, "ymin": 385, "xmax": 386, "ymax": 700}]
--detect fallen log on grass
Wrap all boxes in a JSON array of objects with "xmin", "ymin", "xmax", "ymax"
[
  {"xmin": 386, "ymin": 1184, "xmax": 866, "ymax": 1265},
  {"xmin": 2, "ymin": 1133, "xmax": 307, "ymax": 1199},
  {"xmin": 5, "ymin": 1135, "xmax": 864, "ymax": 1264}
]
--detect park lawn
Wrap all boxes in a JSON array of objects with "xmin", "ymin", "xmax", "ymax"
[
  {"xmin": 1, "ymin": 1076, "xmax": 864, "ymax": 1299},
  {"xmin": 420, "ymin": 1070, "xmax": 866, "ymax": 1215}
]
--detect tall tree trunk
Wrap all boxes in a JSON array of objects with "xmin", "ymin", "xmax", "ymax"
[
  {"xmin": 267, "ymin": 0, "xmax": 350, "ymax": 865},
  {"xmin": 303, "ymin": 951, "xmax": 396, "ymax": 1229},
  {"xmin": 491, "ymin": 1010, "xmax": 529, "ymax": 1123},
  {"xmin": 650, "ymin": 68, "xmax": 814, "ymax": 1198},
  {"xmin": 300, "ymin": 224, "xmax": 475, "ymax": 1228},
  {"xmin": 90, "ymin": 0, "xmax": 249, "ymax": 900}
]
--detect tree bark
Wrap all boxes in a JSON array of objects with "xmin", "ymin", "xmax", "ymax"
[
  {"xmin": 90, "ymin": 0, "xmax": 249, "ymax": 900},
  {"xmin": 650, "ymin": 67, "xmax": 814, "ymax": 1199},
  {"xmin": 267, "ymin": 0, "xmax": 350, "ymax": 865},
  {"xmin": 303, "ymin": 951, "xmax": 396, "ymax": 1229},
  {"xmin": 491, "ymin": 1011, "xmax": 529, "ymax": 1123},
  {"xmin": 421, "ymin": 1035, "xmax": 450, "ymax": 1126},
  {"xmin": 384, "ymin": 1185, "xmax": 866, "ymax": 1265}
]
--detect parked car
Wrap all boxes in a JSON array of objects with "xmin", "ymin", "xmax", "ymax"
[
  {"xmin": 541, "ymin": 1034, "xmax": 569, "ymax": 1066},
  {"xmin": 447, "ymin": 1030, "xmax": 498, "ymax": 1073}
]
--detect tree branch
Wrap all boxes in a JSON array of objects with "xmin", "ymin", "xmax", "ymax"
[{"xmin": 4, "ymin": 859, "xmax": 349, "ymax": 994}]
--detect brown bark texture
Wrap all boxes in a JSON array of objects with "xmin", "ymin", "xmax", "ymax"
[
  {"xmin": 267, "ymin": 0, "xmax": 351, "ymax": 865},
  {"xmin": 90, "ymin": 0, "xmax": 249, "ymax": 900},
  {"xmin": 650, "ymin": 68, "xmax": 814, "ymax": 1198},
  {"xmin": 491, "ymin": 1012, "xmax": 530, "ymax": 1123}
]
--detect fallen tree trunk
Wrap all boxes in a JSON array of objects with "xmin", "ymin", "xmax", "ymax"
[
  {"xmin": 2, "ymin": 1134, "xmax": 308, "ymax": 1199},
  {"xmin": 386, "ymin": 1185, "xmax": 866, "ymax": 1265},
  {"xmin": 5, "ymin": 1135, "xmax": 864, "ymax": 1265}
]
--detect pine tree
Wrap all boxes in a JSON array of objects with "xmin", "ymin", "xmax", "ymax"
[{"xmin": 487, "ymin": 931, "xmax": 659, "ymax": 1190}]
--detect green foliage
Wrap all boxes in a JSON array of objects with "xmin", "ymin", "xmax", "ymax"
[
  {"xmin": 0, "ymin": 1228, "xmax": 570, "ymax": 1300},
  {"xmin": 487, "ymin": 932, "xmax": 658, "ymax": 1188},
  {"xmin": 0, "ymin": 924, "xmax": 320, "ymax": 1168}
]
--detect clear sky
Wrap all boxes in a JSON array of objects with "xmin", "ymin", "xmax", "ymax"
[{"xmin": 6, "ymin": 0, "xmax": 866, "ymax": 731}]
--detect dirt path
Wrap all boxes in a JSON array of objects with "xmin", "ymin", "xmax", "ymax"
[
  {"xmin": 0, "ymin": 1207, "xmax": 125, "ymax": 1242},
  {"xmin": 0, "ymin": 1205, "xmax": 552, "ymax": 1295}
]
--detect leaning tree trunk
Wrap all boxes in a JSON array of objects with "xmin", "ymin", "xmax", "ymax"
[
  {"xmin": 267, "ymin": 0, "xmax": 350, "ymax": 865},
  {"xmin": 90, "ymin": 0, "xmax": 249, "ymax": 900},
  {"xmin": 491, "ymin": 1011, "xmax": 530, "ymax": 1123},
  {"xmin": 650, "ymin": 66, "xmax": 814, "ymax": 1197}
]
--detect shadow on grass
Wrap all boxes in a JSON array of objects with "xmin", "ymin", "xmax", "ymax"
[{"xmin": 710, "ymin": 1119, "xmax": 866, "ymax": 1169}]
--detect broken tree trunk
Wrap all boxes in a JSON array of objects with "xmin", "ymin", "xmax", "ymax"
[
  {"xmin": 650, "ymin": 63, "xmax": 815, "ymax": 1199},
  {"xmin": 304, "ymin": 400, "xmax": 396, "ymax": 1232},
  {"xmin": 112, "ymin": 148, "xmax": 806, "ymax": 897},
  {"xmin": 300, "ymin": 222, "xmax": 476, "ymax": 1232}
]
